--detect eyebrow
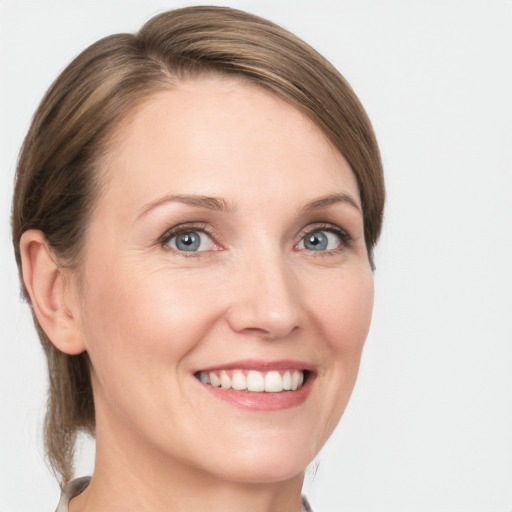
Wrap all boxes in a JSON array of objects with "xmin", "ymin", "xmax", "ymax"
[
  {"xmin": 300, "ymin": 193, "xmax": 361, "ymax": 213},
  {"xmin": 137, "ymin": 192, "xmax": 360, "ymax": 220},
  {"xmin": 137, "ymin": 194, "xmax": 234, "ymax": 220}
]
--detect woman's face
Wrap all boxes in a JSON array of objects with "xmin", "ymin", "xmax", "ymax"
[{"xmin": 73, "ymin": 78, "xmax": 374, "ymax": 484}]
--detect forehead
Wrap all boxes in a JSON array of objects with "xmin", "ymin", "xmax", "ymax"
[{"xmin": 95, "ymin": 77, "xmax": 359, "ymax": 214}]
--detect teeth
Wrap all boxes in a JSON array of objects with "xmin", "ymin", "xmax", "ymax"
[
  {"xmin": 291, "ymin": 371, "xmax": 299, "ymax": 390},
  {"xmin": 264, "ymin": 371, "xmax": 282, "ymax": 392},
  {"xmin": 231, "ymin": 371, "xmax": 246, "ymax": 391},
  {"xmin": 198, "ymin": 369, "xmax": 306, "ymax": 393},
  {"xmin": 220, "ymin": 370, "xmax": 231, "ymax": 389},
  {"xmin": 282, "ymin": 371, "xmax": 292, "ymax": 390},
  {"xmin": 247, "ymin": 370, "xmax": 265, "ymax": 392},
  {"xmin": 209, "ymin": 372, "xmax": 221, "ymax": 387}
]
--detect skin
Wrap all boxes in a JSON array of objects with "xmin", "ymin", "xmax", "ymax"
[{"xmin": 22, "ymin": 77, "xmax": 374, "ymax": 512}]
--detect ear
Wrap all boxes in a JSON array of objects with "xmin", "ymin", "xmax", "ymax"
[{"xmin": 19, "ymin": 229, "xmax": 86, "ymax": 355}]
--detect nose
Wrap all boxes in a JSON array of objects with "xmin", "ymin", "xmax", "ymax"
[{"xmin": 226, "ymin": 249, "xmax": 302, "ymax": 340}]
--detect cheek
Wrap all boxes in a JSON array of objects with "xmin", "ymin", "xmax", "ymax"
[
  {"xmin": 79, "ymin": 259, "xmax": 225, "ymax": 371},
  {"xmin": 77, "ymin": 262, "xmax": 227, "ymax": 430},
  {"xmin": 312, "ymin": 267, "xmax": 374, "ymax": 357},
  {"xmin": 295, "ymin": 266, "xmax": 374, "ymax": 452}
]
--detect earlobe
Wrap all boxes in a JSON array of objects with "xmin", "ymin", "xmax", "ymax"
[{"xmin": 19, "ymin": 229, "xmax": 86, "ymax": 355}]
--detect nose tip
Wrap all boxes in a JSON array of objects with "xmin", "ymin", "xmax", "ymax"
[
  {"xmin": 228, "ymin": 296, "xmax": 301, "ymax": 341},
  {"xmin": 226, "ymin": 259, "xmax": 301, "ymax": 340}
]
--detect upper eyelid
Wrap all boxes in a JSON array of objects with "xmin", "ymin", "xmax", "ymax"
[
  {"xmin": 159, "ymin": 222, "xmax": 221, "ymax": 246},
  {"xmin": 296, "ymin": 222, "xmax": 352, "ymax": 241}
]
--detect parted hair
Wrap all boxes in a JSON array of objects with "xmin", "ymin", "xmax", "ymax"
[{"xmin": 11, "ymin": 5, "xmax": 384, "ymax": 486}]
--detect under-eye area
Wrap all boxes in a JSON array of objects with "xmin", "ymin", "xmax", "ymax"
[{"xmin": 194, "ymin": 369, "xmax": 312, "ymax": 392}]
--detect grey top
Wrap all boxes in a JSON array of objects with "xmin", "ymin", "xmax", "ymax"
[
  {"xmin": 56, "ymin": 476, "xmax": 314, "ymax": 511},
  {"xmin": 55, "ymin": 477, "xmax": 91, "ymax": 512}
]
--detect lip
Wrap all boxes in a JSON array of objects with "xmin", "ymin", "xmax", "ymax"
[
  {"xmin": 193, "ymin": 359, "xmax": 316, "ymax": 411},
  {"xmin": 195, "ymin": 359, "xmax": 315, "ymax": 373}
]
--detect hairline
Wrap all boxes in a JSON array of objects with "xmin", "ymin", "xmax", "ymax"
[{"xmin": 77, "ymin": 72, "xmax": 366, "ymax": 275}]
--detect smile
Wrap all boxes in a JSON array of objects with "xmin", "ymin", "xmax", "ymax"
[
  {"xmin": 193, "ymin": 360, "xmax": 315, "ymax": 411},
  {"xmin": 196, "ymin": 369, "xmax": 306, "ymax": 392}
]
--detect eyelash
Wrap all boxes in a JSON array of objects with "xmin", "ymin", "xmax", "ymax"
[
  {"xmin": 296, "ymin": 223, "xmax": 353, "ymax": 254},
  {"xmin": 159, "ymin": 222, "xmax": 352, "ymax": 255},
  {"xmin": 159, "ymin": 222, "xmax": 220, "ymax": 257}
]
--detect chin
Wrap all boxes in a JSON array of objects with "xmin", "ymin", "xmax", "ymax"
[
  {"xmin": 212, "ymin": 455, "xmax": 310, "ymax": 485},
  {"xmin": 195, "ymin": 428, "xmax": 321, "ymax": 485}
]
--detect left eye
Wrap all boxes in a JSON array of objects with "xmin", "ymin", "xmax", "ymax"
[
  {"xmin": 166, "ymin": 230, "xmax": 215, "ymax": 252},
  {"xmin": 297, "ymin": 229, "xmax": 342, "ymax": 251}
]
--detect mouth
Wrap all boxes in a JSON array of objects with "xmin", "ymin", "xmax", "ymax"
[
  {"xmin": 194, "ymin": 368, "xmax": 309, "ymax": 392},
  {"xmin": 193, "ymin": 361, "xmax": 314, "ymax": 411}
]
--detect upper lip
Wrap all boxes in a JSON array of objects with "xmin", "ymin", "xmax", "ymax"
[{"xmin": 194, "ymin": 359, "xmax": 315, "ymax": 373}]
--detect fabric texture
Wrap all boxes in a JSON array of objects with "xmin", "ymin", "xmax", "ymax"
[
  {"xmin": 55, "ymin": 476, "xmax": 314, "ymax": 511},
  {"xmin": 55, "ymin": 477, "xmax": 91, "ymax": 512}
]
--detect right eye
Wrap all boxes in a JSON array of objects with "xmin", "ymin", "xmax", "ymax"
[
  {"xmin": 298, "ymin": 229, "xmax": 341, "ymax": 252},
  {"xmin": 165, "ymin": 230, "xmax": 216, "ymax": 252}
]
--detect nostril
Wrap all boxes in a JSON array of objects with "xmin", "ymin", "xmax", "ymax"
[{"xmin": 225, "ymin": 266, "xmax": 302, "ymax": 339}]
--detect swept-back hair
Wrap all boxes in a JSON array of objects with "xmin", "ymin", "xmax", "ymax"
[{"xmin": 11, "ymin": 5, "xmax": 384, "ymax": 485}]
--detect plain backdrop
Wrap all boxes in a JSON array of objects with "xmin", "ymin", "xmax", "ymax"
[{"xmin": 1, "ymin": 1, "xmax": 511, "ymax": 511}]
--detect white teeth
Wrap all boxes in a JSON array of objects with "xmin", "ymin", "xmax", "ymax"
[
  {"xmin": 231, "ymin": 371, "xmax": 246, "ymax": 391},
  {"xmin": 282, "ymin": 371, "xmax": 292, "ymax": 390},
  {"xmin": 264, "ymin": 371, "xmax": 283, "ymax": 392},
  {"xmin": 247, "ymin": 370, "xmax": 265, "ymax": 392},
  {"xmin": 220, "ymin": 370, "xmax": 231, "ymax": 389},
  {"xmin": 199, "ymin": 369, "xmax": 306, "ymax": 393},
  {"xmin": 291, "ymin": 371, "xmax": 299, "ymax": 390},
  {"xmin": 209, "ymin": 372, "xmax": 221, "ymax": 387}
]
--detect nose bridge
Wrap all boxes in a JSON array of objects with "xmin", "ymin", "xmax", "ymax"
[{"xmin": 227, "ymin": 241, "xmax": 301, "ymax": 339}]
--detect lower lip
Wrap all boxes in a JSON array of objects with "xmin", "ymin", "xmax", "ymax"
[{"xmin": 198, "ymin": 375, "xmax": 314, "ymax": 411}]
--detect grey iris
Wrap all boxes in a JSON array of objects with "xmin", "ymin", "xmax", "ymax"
[
  {"xmin": 176, "ymin": 232, "xmax": 201, "ymax": 251},
  {"xmin": 304, "ymin": 231, "xmax": 328, "ymax": 251}
]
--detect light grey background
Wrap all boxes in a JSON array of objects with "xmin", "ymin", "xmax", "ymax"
[{"xmin": 1, "ymin": 1, "xmax": 511, "ymax": 511}]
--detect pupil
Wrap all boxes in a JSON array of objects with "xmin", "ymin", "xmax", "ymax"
[
  {"xmin": 306, "ymin": 231, "xmax": 327, "ymax": 251},
  {"xmin": 176, "ymin": 232, "xmax": 200, "ymax": 251}
]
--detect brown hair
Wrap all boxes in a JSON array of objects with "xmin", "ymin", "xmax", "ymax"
[{"xmin": 11, "ymin": 5, "xmax": 384, "ymax": 485}]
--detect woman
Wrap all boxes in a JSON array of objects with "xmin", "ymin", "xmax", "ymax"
[{"xmin": 11, "ymin": 6, "xmax": 384, "ymax": 511}]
